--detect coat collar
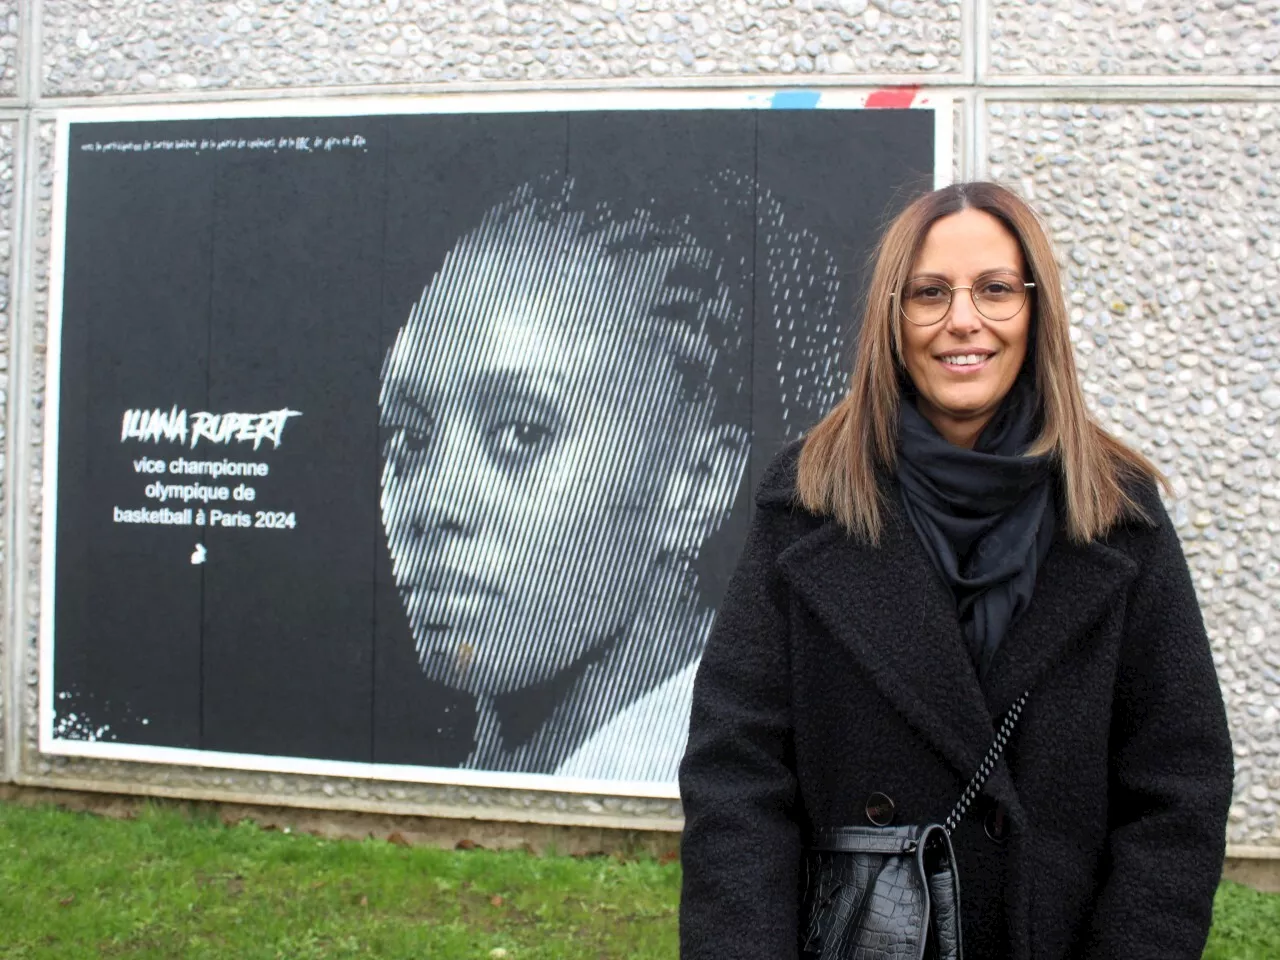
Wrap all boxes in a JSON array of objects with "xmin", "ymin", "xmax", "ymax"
[{"xmin": 775, "ymin": 481, "xmax": 1138, "ymax": 786}]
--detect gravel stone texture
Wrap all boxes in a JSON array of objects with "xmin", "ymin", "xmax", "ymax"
[
  {"xmin": 989, "ymin": 101, "xmax": 1280, "ymax": 847},
  {"xmin": 0, "ymin": 2, "xmax": 16, "ymax": 96},
  {"xmin": 40, "ymin": 0, "xmax": 963, "ymax": 96},
  {"xmin": 990, "ymin": 0, "xmax": 1280, "ymax": 76},
  {"xmin": 23, "ymin": 121, "xmax": 55, "ymax": 784}
]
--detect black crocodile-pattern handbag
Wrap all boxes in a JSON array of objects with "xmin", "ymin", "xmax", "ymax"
[{"xmin": 799, "ymin": 692, "xmax": 1028, "ymax": 960}]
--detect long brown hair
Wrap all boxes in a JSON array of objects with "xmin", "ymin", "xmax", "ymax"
[{"xmin": 796, "ymin": 181, "xmax": 1161, "ymax": 543}]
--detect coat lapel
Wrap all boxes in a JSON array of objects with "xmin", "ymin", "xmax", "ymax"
[
  {"xmin": 777, "ymin": 495, "xmax": 997, "ymax": 783},
  {"xmin": 775, "ymin": 488, "xmax": 1142, "ymax": 789},
  {"xmin": 981, "ymin": 530, "xmax": 1138, "ymax": 716}
]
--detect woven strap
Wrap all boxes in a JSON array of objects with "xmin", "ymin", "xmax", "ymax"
[{"xmin": 942, "ymin": 690, "xmax": 1030, "ymax": 836}]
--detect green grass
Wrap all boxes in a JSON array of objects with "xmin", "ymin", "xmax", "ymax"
[
  {"xmin": 0, "ymin": 801, "xmax": 678, "ymax": 959},
  {"xmin": 1203, "ymin": 879, "xmax": 1280, "ymax": 960},
  {"xmin": 0, "ymin": 800, "xmax": 1276, "ymax": 959}
]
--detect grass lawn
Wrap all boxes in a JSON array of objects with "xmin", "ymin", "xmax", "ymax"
[
  {"xmin": 1204, "ymin": 880, "xmax": 1280, "ymax": 960},
  {"xmin": 0, "ymin": 801, "xmax": 677, "ymax": 959},
  {"xmin": 0, "ymin": 800, "xmax": 1275, "ymax": 959}
]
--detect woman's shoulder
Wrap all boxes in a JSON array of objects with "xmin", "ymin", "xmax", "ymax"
[
  {"xmin": 1098, "ymin": 470, "xmax": 1183, "ymax": 566},
  {"xmin": 1111, "ymin": 471, "xmax": 1166, "ymax": 525},
  {"xmin": 754, "ymin": 438, "xmax": 806, "ymax": 508}
]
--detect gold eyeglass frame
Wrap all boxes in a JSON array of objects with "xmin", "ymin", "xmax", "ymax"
[{"xmin": 892, "ymin": 275, "xmax": 1036, "ymax": 327}]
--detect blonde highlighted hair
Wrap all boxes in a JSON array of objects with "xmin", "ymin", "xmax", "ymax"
[{"xmin": 796, "ymin": 181, "xmax": 1161, "ymax": 543}]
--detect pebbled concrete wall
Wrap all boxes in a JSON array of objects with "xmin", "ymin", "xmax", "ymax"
[
  {"xmin": 0, "ymin": 2, "xmax": 16, "ymax": 97},
  {"xmin": 40, "ymin": 0, "xmax": 965, "ymax": 93},
  {"xmin": 2, "ymin": 0, "xmax": 1279, "ymax": 854},
  {"xmin": 988, "ymin": 0, "xmax": 1280, "ymax": 77},
  {"xmin": 988, "ymin": 100, "xmax": 1280, "ymax": 846}
]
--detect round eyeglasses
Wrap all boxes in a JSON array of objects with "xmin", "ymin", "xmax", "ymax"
[{"xmin": 896, "ymin": 273, "xmax": 1035, "ymax": 327}]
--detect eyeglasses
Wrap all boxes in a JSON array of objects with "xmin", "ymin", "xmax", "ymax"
[{"xmin": 895, "ymin": 273, "xmax": 1035, "ymax": 327}]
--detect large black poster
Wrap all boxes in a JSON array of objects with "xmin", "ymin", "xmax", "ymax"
[{"xmin": 41, "ymin": 95, "xmax": 941, "ymax": 794}]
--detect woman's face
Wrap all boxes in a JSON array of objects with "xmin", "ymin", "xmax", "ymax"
[
  {"xmin": 900, "ymin": 208, "xmax": 1032, "ymax": 447},
  {"xmin": 379, "ymin": 227, "xmax": 722, "ymax": 697}
]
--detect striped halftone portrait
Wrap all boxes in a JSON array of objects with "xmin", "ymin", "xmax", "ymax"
[{"xmin": 379, "ymin": 174, "xmax": 844, "ymax": 780}]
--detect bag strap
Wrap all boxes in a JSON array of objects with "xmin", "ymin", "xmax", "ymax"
[{"xmin": 942, "ymin": 690, "xmax": 1030, "ymax": 836}]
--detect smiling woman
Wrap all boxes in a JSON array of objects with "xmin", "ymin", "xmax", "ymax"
[
  {"xmin": 898, "ymin": 210, "xmax": 1035, "ymax": 450},
  {"xmin": 679, "ymin": 182, "xmax": 1234, "ymax": 960}
]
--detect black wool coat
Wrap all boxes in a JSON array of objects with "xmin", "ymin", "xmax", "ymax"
[{"xmin": 679, "ymin": 441, "xmax": 1233, "ymax": 960}]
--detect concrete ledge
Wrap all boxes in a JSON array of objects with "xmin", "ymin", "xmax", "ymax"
[
  {"xmin": 1224, "ymin": 852, "xmax": 1280, "ymax": 894},
  {"xmin": 11, "ymin": 770, "xmax": 684, "ymax": 832},
  {"xmin": 0, "ymin": 784, "xmax": 681, "ymax": 859}
]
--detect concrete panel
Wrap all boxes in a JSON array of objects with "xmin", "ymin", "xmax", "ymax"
[
  {"xmin": 41, "ymin": 0, "xmax": 964, "ymax": 97},
  {"xmin": 989, "ymin": 100, "xmax": 1280, "ymax": 847},
  {"xmin": 989, "ymin": 0, "xmax": 1280, "ymax": 77},
  {"xmin": 0, "ymin": 122, "xmax": 12, "ymax": 779},
  {"xmin": 0, "ymin": 2, "xmax": 16, "ymax": 97},
  {"xmin": 21, "ymin": 120, "xmax": 54, "ymax": 784}
]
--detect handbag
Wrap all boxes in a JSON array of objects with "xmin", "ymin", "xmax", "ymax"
[{"xmin": 799, "ymin": 691, "xmax": 1029, "ymax": 960}]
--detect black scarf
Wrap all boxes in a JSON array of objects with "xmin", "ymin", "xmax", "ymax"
[{"xmin": 896, "ymin": 380, "xmax": 1057, "ymax": 679}]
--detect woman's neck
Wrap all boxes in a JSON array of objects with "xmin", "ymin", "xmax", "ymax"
[
  {"xmin": 915, "ymin": 399, "xmax": 993, "ymax": 449},
  {"xmin": 462, "ymin": 568, "xmax": 712, "ymax": 774}
]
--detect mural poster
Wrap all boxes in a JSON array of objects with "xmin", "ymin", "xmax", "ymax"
[{"xmin": 40, "ymin": 93, "xmax": 943, "ymax": 796}]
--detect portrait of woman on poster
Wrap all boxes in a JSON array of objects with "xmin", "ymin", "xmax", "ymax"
[
  {"xmin": 378, "ymin": 176, "xmax": 845, "ymax": 782},
  {"xmin": 679, "ymin": 182, "xmax": 1233, "ymax": 958}
]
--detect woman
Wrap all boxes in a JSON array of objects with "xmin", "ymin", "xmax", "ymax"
[
  {"xmin": 378, "ymin": 174, "xmax": 847, "ymax": 782},
  {"xmin": 679, "ymin": 182, "xmax": 1234, "ymax": 959},
  {"xmin": 378, "ymin": 177, "xmax": 750, "ymax": 779}
]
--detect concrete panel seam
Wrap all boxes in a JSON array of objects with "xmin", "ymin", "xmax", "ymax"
[
  {"xmin": 950, "ymin": 89, "xmax": 976, "ymax": 182},
  {"xmin": 980, "ymin": 86, "xmax": 1280, "ymax": 103},
  {"xmin": 4, "ymin": 113, "xmax": 34, "ymax": 785},
  {"xmin": 957, "ymin": 90, "xmax": 972, "ymax": 182},
  {"xmin": 986, "ymin": 73, "xmax": 1280, "ymax": 89},
  {"xmin": 17, "ymin": 0, "xmax": 38, "ymax": 108},
  {"xmin": 960, "ymin": 0, "xmax": 977, "ymax": 86},
  {"xmin": 971, "ymin": 0, "xmax": 987, "ymax": 87},
  {"xmin": 20, "ymin": 83, "xmax": 1280, "ymax": 119},
  {"xmin": 973, "ymin": 91, "xmax": 988, "ymax": 182}
]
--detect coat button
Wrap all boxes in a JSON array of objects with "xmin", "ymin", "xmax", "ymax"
[
  {"xmin": 984, "ymin": 801, "xmax": 1009, "ymax": 844},
  {"xmin": 865, "ymin": 792, "xmax": 895, "ymax": 826}
]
